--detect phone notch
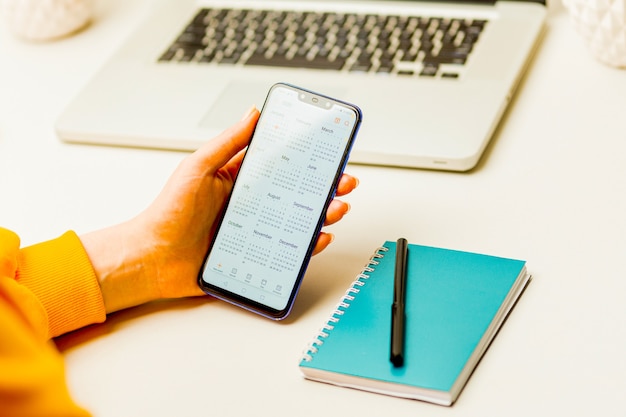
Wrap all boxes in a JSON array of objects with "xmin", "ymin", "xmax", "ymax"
[{"xmin": 298, "ymin": 90, "xmax": 333, "ymax": 110}]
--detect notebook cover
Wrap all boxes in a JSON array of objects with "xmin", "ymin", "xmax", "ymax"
[{"xmin": 299, "ymin": 240, "xmax": 528, "ymax": 404}]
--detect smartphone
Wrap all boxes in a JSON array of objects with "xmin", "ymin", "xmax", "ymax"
[{"xmin": 198, "ymin": 83, "xmax": 362, "ymax": 320}]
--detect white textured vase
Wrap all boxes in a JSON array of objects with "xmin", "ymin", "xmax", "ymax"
[
  {"xmin": 563, "ymin": 0, "xmax": 626, "ymax": 68},
  {"xmin": 1, "ymin": 0, "xmax": 93, "ymax": 41}
]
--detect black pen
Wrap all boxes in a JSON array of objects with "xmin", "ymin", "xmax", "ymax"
[{"xmin": 390, "ymin": 238, "xmax": 408, "ymax": 367}]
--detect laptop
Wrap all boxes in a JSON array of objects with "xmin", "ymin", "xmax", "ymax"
[{"xmin": 55, "ymin": 0, "xmax": 546, "ymax": 171}]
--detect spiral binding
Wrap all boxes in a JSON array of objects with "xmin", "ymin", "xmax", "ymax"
[{"xmin": 301, "ymin": 246, "xmax": 389, "ymax": 362}]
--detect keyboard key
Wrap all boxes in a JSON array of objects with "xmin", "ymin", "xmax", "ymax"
[
  {"xmin": 246, "ymin": 53, "xmax": 346, "ymax": 70},
  {"xmin": 420, "ymin": 63, "xmax": 439, "ymax": 77},
  {"xmin": 158, "ymin": 7, "xmax": 487, "ymax": 79}
]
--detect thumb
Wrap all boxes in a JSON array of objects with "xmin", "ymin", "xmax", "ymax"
[{"xmin": 193, "ymin": 106, "xmax": 260, "ymax": 174}]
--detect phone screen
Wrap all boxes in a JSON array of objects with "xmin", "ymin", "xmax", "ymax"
[{"xmin": 198, "ymin": 83, "xmax": 361, "ymax": 319}]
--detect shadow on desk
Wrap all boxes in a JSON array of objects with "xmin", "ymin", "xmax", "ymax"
[{"xmin": 54, "ymin": 297, "xmax": 212, "ymax": 352}]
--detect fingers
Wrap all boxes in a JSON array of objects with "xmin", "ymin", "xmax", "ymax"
[
  {"xmin": 324, "ymin": 174, "xmax": 357, "ymax": 225},
  {"xmin": 312, "ymin": 175, "xmax": 358, "ymax": 255},
  {"xmin": 311, "ymin": 199, "xmax": 350, "ymax": 257},
  {"xmin": 335, "ymin": 173, "xmax": 359, "ymax": 196},
  {"xmin": 324, "ymin": 199, "xmax": 350, "ymax": 226},
  {"xmin": 312, "ymin": 181, "xmax": 357, "ymax": 255},
  {"xmin": 312, "ymin": 232, "xmax": 334, "ymax": 256}
]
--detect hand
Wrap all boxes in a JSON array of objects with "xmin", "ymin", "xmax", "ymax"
[{"xmin": 80, "ymin": 107, "xmax": 359, "ymax": 313}]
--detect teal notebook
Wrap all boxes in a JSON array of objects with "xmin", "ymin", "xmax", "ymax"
[{"xmin": 299, "ymin": 241, "xmax": 530, "ymax": 406}]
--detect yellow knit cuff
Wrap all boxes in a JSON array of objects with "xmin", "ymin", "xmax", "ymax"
[{"xmin": 17, "ymin": 231, "xmax": 106, "ymax": 338}]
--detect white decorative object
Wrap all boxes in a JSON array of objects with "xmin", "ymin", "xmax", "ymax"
[
  {"xmin": 1, "ymin": 0, "xmax": 93, "ymax": 41},
  {"xmin": 563, "ymin": 0, "xmax": 626, "ymax": 68}
]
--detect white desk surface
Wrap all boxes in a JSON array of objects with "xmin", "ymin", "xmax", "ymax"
[{"xmin": 1, "ymin": 1, "xmax": 625, "ymax": 416}]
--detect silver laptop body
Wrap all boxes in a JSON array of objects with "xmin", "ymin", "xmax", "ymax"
[{"xmin": 56, "ymin": 0, "xmax": 546, "ymax": 171}]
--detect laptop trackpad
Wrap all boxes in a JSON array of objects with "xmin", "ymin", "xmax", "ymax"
[
  {"xmin": 199, "ymin": 81, "xmax": 348, "ymax": 130},
  {"xmin": 198, "ymin": 81, "xmax": 275, "ymax": 130}
]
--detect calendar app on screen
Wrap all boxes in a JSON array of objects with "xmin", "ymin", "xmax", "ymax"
[{"xmin": 199, "ymin": 83, "xmax": 361, "ymax": 319}]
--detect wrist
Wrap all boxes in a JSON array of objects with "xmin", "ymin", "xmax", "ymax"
[{"xmin": 80, "ymin": 220, "xmax": 160, "ymax": 314}]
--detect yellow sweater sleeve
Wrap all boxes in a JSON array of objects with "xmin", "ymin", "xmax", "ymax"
[
  {"xmin": 15, "ymin": 229, "xmax": 106, "ymax": 338},
  {"xmin": 1, "ymin": 227, "xmax": 107, "ymax": 416}
]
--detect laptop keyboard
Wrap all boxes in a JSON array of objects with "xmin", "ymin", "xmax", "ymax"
[{"xmin": 158, "ymin": 8, "xmax": 487, "ymax": 79}]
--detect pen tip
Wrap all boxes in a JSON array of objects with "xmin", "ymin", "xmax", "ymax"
[{"xmin": 391, "ymin": 355, "xmax": 404, "ymax": 368}]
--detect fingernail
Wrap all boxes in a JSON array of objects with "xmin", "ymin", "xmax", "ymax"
[{"xmin": 240, "ymin": 105, "xmax": 257, "ymax": 121}]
